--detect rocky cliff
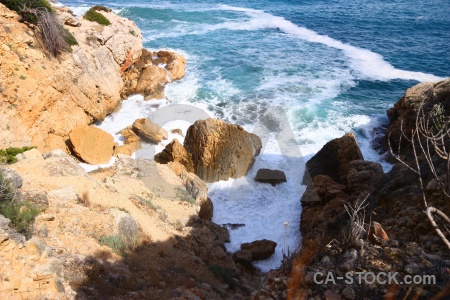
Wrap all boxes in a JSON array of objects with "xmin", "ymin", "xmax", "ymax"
[{"xmin": 0, "ymin": 3, "xmax": 184, "ymax": 152}]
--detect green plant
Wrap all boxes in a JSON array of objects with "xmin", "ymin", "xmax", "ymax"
[
  {"xmin": 19, "ymin": 75, "xmax": 26, "ymax": 80},
  {"xmin": 61, "ymin": 26, "xmax": 78, "ymax": 46},
  {"xmin": 83, "ymin": 8, "xmax": 111, "ymax": 26},
  {"xmin": 100, "ymin": 235, "xmax": 126, "ymax": 253},
  {"xmin": 129, "ymin": 30, "xmax": 136, "ymax": 36},
  {"xmin": 0, "ymin": 146, "xmax": 36, "ymax": 164},
  {"xmin": 175, "ymin": 187, "xmax": 195, "ymax": 204},
  {"xmin": 137, "ymin": 195, "xmax": 160, "ymax": 211},
  {"xmin": 0, "ymin": 170, "xmax": 43, "ymax": 239},
  {"xmin": 1, "ymin": 0, "xmax": 53, "ymax": 23}
]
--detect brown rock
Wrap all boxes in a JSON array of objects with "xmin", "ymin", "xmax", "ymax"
[
  {"xmin": 304, "ymin": 133, "xmax": 363, "ymax": 185},
  {"xmin": 198, "ymin": 198, "xmax": 214, "ymax": 221},
  {"xmin": 184, "ymin": 118, "xmax": 262, "ymax": 182},
  {"xmin": 232, "ymin": 249, "xmax": 254, "ymax": 269},
  {"xmin": 368, "ymin": 221, "xmax": 389, "ymax": 244},
  {"xmin": 155, "ymin": 139, "xmax": 194, "ymax": 172},
  {"xmin": 132, "ymin": 118, "xmax": 168, "ymax": 143},
  {"xmin": 69, "ymin": 125, "xmax": 114, "ymax": 164},
  {"xmin": 152, "ymin": 50, "xmax": 186, "ymax": 81},
  {"xmin": 117, "ymin": 126, "xmax": 142, "ymax": 155},
  {"xmin": 241, "ymin": 239, "xmax": 277, "ymax": 261},
  {"xmin": 346, "ymin": 160, "xmax": 386, "ymax": 198},
  {"xmin": 386, "ymin": 79, "xmax": 450, "ymax": 151},
  {"xmin": 171, "ymin": 129, "xmax": 183, "ymax": 136},
  {"xmin": 254, "ymin": 169, "xmax": 287, "ymax": 186}
]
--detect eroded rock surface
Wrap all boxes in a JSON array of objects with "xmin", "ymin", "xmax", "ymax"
[{"xmin": 184, "ymin": 118, "xmax": 262, "ymax": 182}]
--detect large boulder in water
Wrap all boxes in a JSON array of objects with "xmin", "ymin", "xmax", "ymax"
[
  {"xmin": 184, "ymin": 118, "xmax": 262, "ymax": 182},
  {"xmin": 240, "ymin": 239, "xmax": 277, "ymax": 261},
  {"xmin": 69, "ymin": 125, "xmax": 114, "ymax": 164},
  {"xmin": 254, "ymin": 168, "xmax": 287, "ymax": 186},
  {"xmin": 303, "ymin": 133, "xmax": 363, "ymax": 185}
]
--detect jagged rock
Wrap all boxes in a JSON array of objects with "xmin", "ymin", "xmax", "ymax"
[
  {"xmin": 367, "ymin": 221, "xmax": 389, "ymax": 244},
  {"xmin": 232, "ymin": 249, "xmax": 253, "ymax": 269},
  {"xmin": 304, "ymin": 133, "xmax": 363, "ymax": 185},
  {"xmin": 346, "ymin": 160, "xmax": 385, "ymax": 197},
  {"xmin": 132, "ymin": 118, "xmax": 168, "ymax": 143},
  {"xmin": 171, "ymin": 129, "xmax": 183, "ymax": 136},
  {"xmin": 117, "ymin": 126, "xmax": 142, "ymax": 155},
  {"xmin": 338, "ymin": 249, "xmax": 358, "ymax": 272},
  {"xmin": 121, "ymin": 49, "xmax": 186, "ymax": 99},
  {"xmin": 56, "ymin": 11, "xmax": 81, "ymax": 27},
  {"xmin": 155, "ymin": 139, "xmax": 194, "ymax": 172},
  {"xmin": 0, "ymin": 215, "xmax": 11, "ymax": 230},
  {"xmin": 404, "ymin": 263, "xmax": 421, "ymax": 275},
  {"xmin": 198, "ymin": 197, "xmax": 214, "ymax": 221},
  {"xmin": 184, "ymin": 118, "xmax": 262, "ymax": 182},
  {"xmin": 254, "ymin": 169, "xmax": 287, "ymax": 186},
  {"xmin": 69, "ymin": 125, "xmax": 115, "ymax": 164},
  {"xmin": 386, "ymin": 79, "xmax": 450, "ymax": 150},
  {"xmin": 154, "ymin": 50, "xmax": 186, "ymax": 80},
  {"xmin": 240, "ymin": 239, "xmax": 277, "ymax": 261},
  {"xmin": 1, "ymin": 168, "xmax": 22, "ymax": 191}
]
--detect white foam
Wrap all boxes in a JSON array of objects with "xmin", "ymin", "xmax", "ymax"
[
  {"xmin": 79, "ymin": 156, "xmax": 116, "ymax": 172},
  {"xmin": 209, "ymin": 135, "xmax": 303, "ymax": 272}
]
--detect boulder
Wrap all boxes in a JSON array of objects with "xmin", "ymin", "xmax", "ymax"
[
  {"xmin": 232, "ymin": 249, "xmax": 254, "ymax": 269},
  {"xmin": 154, "ymin": 50, "xmax": 186, "ymax": 81},
  {"xmin": 304, "ymin": 133, "xmax": 363, "ymax": 185},
  {"xmin": 155, "ymin": 139, "xmax": 194, "ymax": 172},
  {"xmin": 346, "ymin": 160, "xmax": 386, "ymax": 198},
  {"xmin": 184, "ymin": 118, "xmax": 262, "ymax": 182},
  {"xmin": 42, "ymin": 149, "xmax": 87, "ymax": 177},
  {"xmin": 117, "ymin": 126, "xmax": 142, "ymax": 156},
  {"xmin": 386, "ymin": 79, "xmax": 450, "ymax": 151},
  {"xmin": 254, "ymin": 169, "xmax": 287, "ymax": 186},
  {"xmin": 15, "ymin": 148, "xmax": 43, "ymax": 161},
  {"xmin": 198, "ymin": 197, "xmax": 214, "ymax": 221},
  {"xmin": 69, "ymin": 125, "xmax": 115, "ymax": 164},
  {"xmin": 240, "ymin": 239, "xmax": 277, "ymax": 261},
  {"xmin": 132, "ymin": 118, "xmax": 168, "ymax": 143},
  {"xmin": 1, "ymin": 168, "xmax": 23, "ymax": 191}
]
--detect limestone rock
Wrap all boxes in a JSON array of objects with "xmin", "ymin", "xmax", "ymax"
[
  {"xmin": 254, "ymin": 169, "xmax": 287, "ymax": 186},
  {"xmin": 304, "ymin": 133, "xmax": 363, "ymax": 185},
  {"xmin": 43, "ymin": 149, "xmax": 87, "ymax": 177},
  {"xmin": 69, "ymin": 125, "xmax": 114, "ymax": 164},
  {"xmin": 47, "ymin": 186, "xmax": 79, "ymax": 203},
  {"xmin": 117, "ymin": 126, "xmax": 142, "ymax": 155},
  {"xmin": 1, "ymin": 167, "xmax": 23, "ymax": 190},
  {"xmin": 132, "ymin": 118, "xmax": 168, "ymax": 143},
  {"xmin": 184, "ymin": 118, "xmax": 262, "ymax": 182},
  {"xmin": 15, "ymin": 148, "xmax": 43, "ymax": 161},
  {"xmin": 240, "ymin": 239, "xmax": 277, "ymax": 261},
  {"xmin": 155, "ymin": 139, "xmax": 194, "ymax": 172},
  {"xmin": 155, "ymin": 50, "xmax": 186, "ymax": 80}
]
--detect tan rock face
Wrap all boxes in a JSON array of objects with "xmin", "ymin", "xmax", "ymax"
[
  {"xmin": 132, "ymin": 118, "xmax": 168, "ymax": 143},
  {"xmin": 121, "ymin": 49, "xmax": 186, "ymax": 100},
  {"xmin": 155, "ymin": 139, "xmax": 194, "ymax": 172},
  {"xmin": 184, "ymin": 118, "xmax": 262, "ymax": 182},
  {"xmin": 69, "ymin": 125, "xmax": 114, "ymax": 164}
]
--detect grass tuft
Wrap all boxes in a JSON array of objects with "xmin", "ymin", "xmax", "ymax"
[{"xmin": 83, "ymin": 8, "xmax": 111, "ymax": 26}]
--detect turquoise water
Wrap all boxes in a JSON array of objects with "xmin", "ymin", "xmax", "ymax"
[{"xmin": 62, "ymin": 0, "xmax": 449, "ymax": 271}]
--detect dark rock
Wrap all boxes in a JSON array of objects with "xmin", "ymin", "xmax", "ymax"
[
  {"xmin": 241, "ymin": 239, "xmax": 277, "ymax": 261},
  {"xmin": 303, "ymin": 133, "xmax": 363, "ymax": 185},
  {"xmin": 198, "ymin": 197, "xmax": 213, "ymax": 221},
  {"xmin": 232, "ymin": 250, "xmax": 253, "ymax": 269},
  {"xmin": 254, "ymin": 169, "xmax": 287, "ymax": 186},
  {"xmin": 222, "ymin": 223, "xmax": 245, "ymax": 230},
  {"xmin": 338, "ymin": 249, "xmax": 358, "ymax": 272}
]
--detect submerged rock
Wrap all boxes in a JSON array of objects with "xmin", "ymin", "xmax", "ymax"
[
  {"xmin": 254, "ymin": 168, "xmax": 287, "ymax": 186},
  {"xmin": 184, "ymin": 118, "xmax": 262, "ymax": 182},
  {"xmin": 240, "ymin": 239, "xmax": 277, "ymax": 261}
]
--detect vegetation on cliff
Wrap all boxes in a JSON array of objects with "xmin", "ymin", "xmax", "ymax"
[
  {"xmin": 0, "ymin": 146, "xmax": 35, "ymax": 164},
  {"xmin": 83, "ymin": 7, "xmax": 111, "ymax": 26}
]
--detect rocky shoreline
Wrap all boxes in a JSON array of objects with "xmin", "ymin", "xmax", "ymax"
[{"xmin": 1, "ymin": 1, "xmax": 449, "ymax": 300}]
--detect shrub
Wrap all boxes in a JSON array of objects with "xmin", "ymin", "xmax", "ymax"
[
  {"xmin": 61, "ymin": 26, "xmax": 78, "ymax": 46},
  {"xmin": 1, "ymin": 0, "xmax": 53, "ymax": 23},
  {"xmin": 0, "ymin": 146, "xmax": 35, "ymax": 164},
  {"xmin": 0, "ymin": 200, "xmax": 41, "ymax": 238},
  {"xmin": 100, "ymin": 235, "xmax": 126, "ymax": 253},
  {"xmin": 83, "ymin": 8, "xmax": 111, "ymax": 26},
  {"xmin": 0, "ymin": 169, "xmax": 14, "ymax": 202}
]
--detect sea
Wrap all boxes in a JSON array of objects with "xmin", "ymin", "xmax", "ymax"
[{"xmin": 59, "ymin": 0, "xmax": 450, "ymax": 271}]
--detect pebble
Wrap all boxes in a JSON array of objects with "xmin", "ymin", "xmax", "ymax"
[{"xmin": 341, "ymin": 287, "xmax": 355, "ymax": 300}]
